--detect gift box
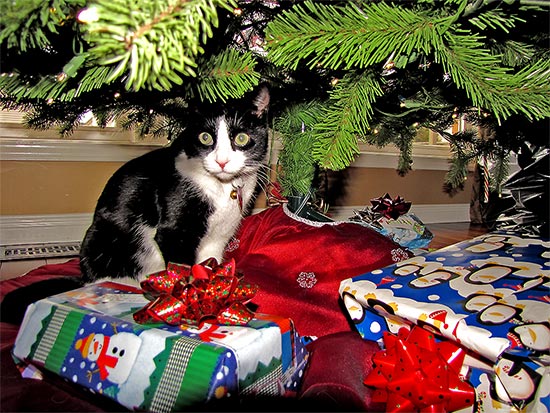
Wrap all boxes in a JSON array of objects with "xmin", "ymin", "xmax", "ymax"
[
  {"xmin": 340, "ymin": 231, "xmax": 550, "ymax": 412},
  {"xmin": 350, "ymin": 193, "xmax": 433, "ymax": 249},
  {"xmin": 12, "ymin": 282, "xmax": 308, "ymax": 412}
]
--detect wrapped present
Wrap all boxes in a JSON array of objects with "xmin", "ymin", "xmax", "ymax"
[
  {"xmin": 340, "ymin": 231, "xmax": 550, "ymax": 413},
  {"xmin": 12, "ymin": 281, "xmax": 308, "ymax": 412},
  {"xmin": 350, "ymin": 193, "xmax": 433, "ymax": 249}
]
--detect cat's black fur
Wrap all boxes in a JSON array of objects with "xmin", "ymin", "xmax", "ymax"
[{"xmin": 1, "ymin": 88, "xmax": 270, "ymax": 324}]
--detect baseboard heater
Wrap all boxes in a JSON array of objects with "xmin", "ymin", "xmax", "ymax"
[{"xmin": 0, "ymin": 242, "xmax": 81, "ymax": 261}]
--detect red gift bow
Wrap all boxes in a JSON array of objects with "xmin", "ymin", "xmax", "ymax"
[
  {"xmin": 364, "ymin": 326, "xmax": 475, "ymax": 413},
  {"xmin": 370, "ymin": 193, "xmax": 412, "ymax": 220},
  {"xmin": 133, "ymin": 258, "xmax": 258, "ymax": 326}
]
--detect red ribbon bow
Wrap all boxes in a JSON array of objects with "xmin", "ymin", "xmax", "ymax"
[
  {"xmin": 370, "ymin": 193, "xmax": 412, "ymax": 220},
  {"xmin": 133, "ymin": 258, "xmax": 258, "ymax": 326},
  {"xmin": 364, "ymin": 326, "xmax": 474, "ymax": 413}
]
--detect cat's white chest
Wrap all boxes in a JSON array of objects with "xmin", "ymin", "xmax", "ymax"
[{"xmin": 194, "ymin": 175, "xmax": 255, "ymax": 263}]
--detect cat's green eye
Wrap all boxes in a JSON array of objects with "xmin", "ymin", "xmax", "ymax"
[
  {"xmin": 198, "ymin": 132, "xmax": 213, "ymax": 146},
  {"xmin": 234, "ymin": 132, "xmax": 250, "ymax": 147}
]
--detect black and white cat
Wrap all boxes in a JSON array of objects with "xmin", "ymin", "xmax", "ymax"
[{"xmin": 80, "ymin": 87, "xmax": 270, "ymax": 286}]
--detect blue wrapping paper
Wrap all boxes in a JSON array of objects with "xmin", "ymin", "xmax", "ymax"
[{"xmin": 340, "ymin": 231, "xmax": 550, "ymax": 412}]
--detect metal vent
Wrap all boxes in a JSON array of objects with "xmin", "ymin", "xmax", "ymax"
[{"xmin": 0, "ymin": 242, "xmax": 81, "ymax": 261}]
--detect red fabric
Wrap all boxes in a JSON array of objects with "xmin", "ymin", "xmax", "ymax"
[
  {"xmin": 298, "ymin": 331, "xmax": 386, "ymax": 412},
  {"xmin": 225, "ymin": 205, "xmax": 411, "ymax": 337},
  {"xmin": 0, "ymin": 258, "xmax": 81, "ymax": 302}
]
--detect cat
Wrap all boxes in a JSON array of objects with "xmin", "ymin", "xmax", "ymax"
[
  {"xmin": 80, "ymin": 87, "xmax": 270, "ymax": 286},
  {"xmin": 0, "ymin": 88, "xmax": 270, "ymax": 324}
]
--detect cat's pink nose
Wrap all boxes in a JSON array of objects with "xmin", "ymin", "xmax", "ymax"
[{"xmin": 216, "ymin": 159, "xmax": 228, "ymax": 169}]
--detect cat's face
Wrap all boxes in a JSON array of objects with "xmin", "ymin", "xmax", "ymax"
[{"xmin": 176, "ymin": 88, "xmax": 269, "ymax": 182}]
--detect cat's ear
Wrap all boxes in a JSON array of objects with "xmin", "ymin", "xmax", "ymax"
[{"xmin": 251, "ymin": 87, "xmax": 270, "ymax": 118}]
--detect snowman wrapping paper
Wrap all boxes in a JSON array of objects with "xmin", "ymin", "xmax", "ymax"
[
  {"xmin": 340, "ymin": 231, "xmax": 550, "ymax": 413},
  {"xmin": 13, "ymin": 282, "xmax": 308, "ymax": 412}
]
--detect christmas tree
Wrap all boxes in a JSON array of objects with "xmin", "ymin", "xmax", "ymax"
[{"xmin": 1, "ymin": 0, "xmax": 548, "ymax": 199}]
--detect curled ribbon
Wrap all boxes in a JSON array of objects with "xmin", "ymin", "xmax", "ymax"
[
  {"xmin": 364, "ymin": 326, "xmax": 474, "ymax": 413},
  {"xmin": 133, "ymin": 258, "xmax": 258, "ymax": 326},
  {"xmin": 266, "ymin": 181, "xmax": 288, "ymax": 207},
  {"xmin": 370, "ymin": 193, "xmax": 412, "ymax": 220}
]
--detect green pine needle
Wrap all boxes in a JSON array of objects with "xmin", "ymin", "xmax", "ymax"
[{"xmin": 195, "ymin": 50, "xmax": 260, "ymax": 102}]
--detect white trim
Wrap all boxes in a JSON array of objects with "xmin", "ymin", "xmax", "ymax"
[
  {"xmin": 0, "ymin": 213, "xmax": 93, "ymax": 245},
  {"xmin": 0, "ymin": 138, "xmax": 160, "ymax": 162},
  {"xmin": 0, "ymin": 119, "xmax": 167, "ymax": 162},
  {"xmin": 352, "ymin": 151, "xmax": 450, "ymax": 170},
  {"xmin": 353, "ymin": 143, "xmax": 451, "ymax": 171},
  {"xmin": 0, "ymin": 204, "xmax": 470, "ymax": 246},
  {"xmin": 270, "ymin": 139, "xmax": 452, "ymax": 170},
  {"xmin": 328, "ymin": 203, "xmax": 470, "ymax": 224}
]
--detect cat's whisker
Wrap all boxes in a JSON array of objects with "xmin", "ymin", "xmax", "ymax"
[
  {"xmin": 259, "ymin": 165, "xmax": 274, "ymax": 184},
  {"xmin": 240, "ymin": 166, "xmax": 270, "ymax": 192},
  {"xmin": 256, "ymin": 172, "xmax": 271, "ymax": 190}
]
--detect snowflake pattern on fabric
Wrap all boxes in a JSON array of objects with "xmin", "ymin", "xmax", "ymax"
[
  {"xmin": 296, "ymin": 272, "xmax": 317, "ymax": 289},
  {"xmin": 225, "ymin": 237, "xmax": 240, "ymax": 253}
]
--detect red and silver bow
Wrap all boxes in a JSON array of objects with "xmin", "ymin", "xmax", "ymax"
[{"xmin": 133, "ymin": 258, "xmax": 258, "ymax": 326}]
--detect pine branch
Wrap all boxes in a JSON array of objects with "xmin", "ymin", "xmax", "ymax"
[
  {"xmin": 444, "ymin": 153, "xmax": 469, "ymax": 193},
  {"xmin": 275, "ymin": 101, "xmax": 323, "ymax": 196},
  {"xmin": 493, "ymin": 40, "xmax": 537, "ymax": 67},
  {"xmin": 195, "ymin": 49, "xmax": 260, "ymax": 102},
  {"xmin": 438, "ymin": 127, "xmax": 517, "ymax": 191},
  {"xmin": 266, "ymin": 0, "xmax": 550, "ymax": 123},
  {"xmin": 121, "ymin": 106, "xmax": 185, "ymax": 141},
  {"xmin": 79, "ymin": 0, "xmax": 237, "ymax": 91},
  {"xmin": 442, "ymin": 129, "xmax": 479, "ymax": 190},
  {"xmin": 0, "ymin": 0, "xmax": 85, "ymax": 51},
  {"xmin": 435, "ymin": 32, "xmax": 550, "ymax": 122},
  {"xmin": 312, "ymin": 70, "xmax": 384, "ymax": 170},
  {"xmin": 393, "ymin": 130, "xmax": 416, "ymax": 176},
  {"xmin": 490, "ymin": 151, "xmax": 510, "ymax": 195},
  {"xmin": 466, "ymin": 6, "xmax": 525, "ymax": 31},
  {"xmin": 0, "ymin": 66, "xmax": 116, "ymax": 103},
  {"xmin": 265, "ymin": 1, "xmax": 440, "ymax": 71}
]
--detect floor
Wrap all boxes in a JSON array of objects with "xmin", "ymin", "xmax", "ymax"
[
  {"xmin": 0, "ymin": 222, "xmax": 490, "ymax": 282},
  {"xmin": 426, "ymin": 222, "xmax": 489, "ymax": 250}
]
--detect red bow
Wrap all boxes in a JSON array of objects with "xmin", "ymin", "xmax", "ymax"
[
  {"xmin": 364, "ymin": 326, "xmax": 474, "ymax": 413},
  {"xmin": 133, "ymin": 258, "xmax": 258, "ymax": 326},
  {"xmin": 370, "ymin": 193, "xmax": 411, "ymax": 220}
]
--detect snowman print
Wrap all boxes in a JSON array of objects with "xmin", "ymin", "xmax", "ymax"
[{"xmin": 74, "ymin": 331, "xmax": 141, "ymax": 384}]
